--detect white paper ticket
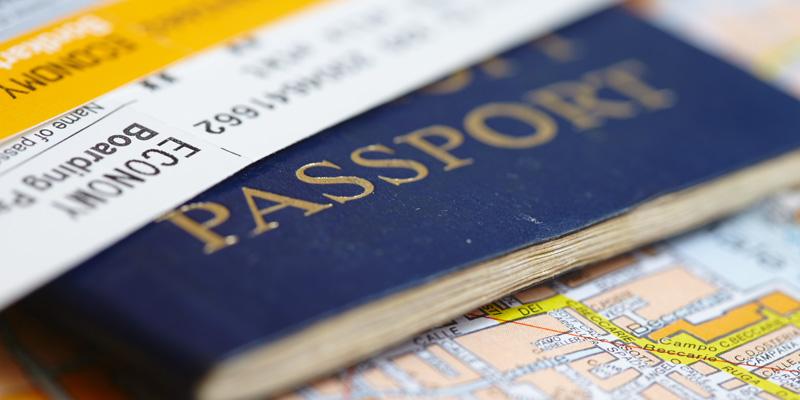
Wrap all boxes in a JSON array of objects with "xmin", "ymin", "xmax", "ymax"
[{"xmin": 0, "ymin": 0, "xmax": 613, "ymax": 306}]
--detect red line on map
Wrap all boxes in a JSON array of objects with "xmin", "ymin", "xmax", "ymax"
[{"xmin": 484, "ymin": 315, "xmax": 800, "ymax": 374}]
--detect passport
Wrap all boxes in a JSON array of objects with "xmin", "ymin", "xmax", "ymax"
[{"xmin": 28, "ymin": 8, "xmax": 800, "ymax": 399}]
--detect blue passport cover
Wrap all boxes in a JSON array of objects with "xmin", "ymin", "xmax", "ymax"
[{"xmin": 33, "ymin": 7, "xmax": 800, "ymax": 392}]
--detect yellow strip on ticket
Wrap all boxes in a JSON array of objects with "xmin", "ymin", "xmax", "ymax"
[{"xmin": 0, "ymin": 0, "xmax": 322, "ymax": 139}]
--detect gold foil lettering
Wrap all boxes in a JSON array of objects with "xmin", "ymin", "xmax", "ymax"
[
  {"xmin": 158, "ymin": 202, "xmax": 238, "ymax": 254},
  {"xmin": 350, "ymin": 144, "xmax": 429, "ymax": 186},
  {"xmin": 527, "ymin": 80, "xmax": 636, "ymax": 130},
  {"xmin": 295, "ymin": 160, "xmax": 375, "ymax": 204},
  {"xmin": 464, "ymin": 102, "xmax": 557, "ymax": 149},
  {"xmin": 394, "ymin": 125, "xmax": 473, "ymax": 171},
  {"xmin": 603, "ymin": 60, "xmax": 675, "ymax": 110},
  {"xmin": 242, "ymin": 187, "xmax": 332, "ymax": 235}
]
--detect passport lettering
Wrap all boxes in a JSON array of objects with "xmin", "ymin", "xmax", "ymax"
[{"xmin": 160, "ymin": 58, "xmax": 674, "ymax": 254}]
